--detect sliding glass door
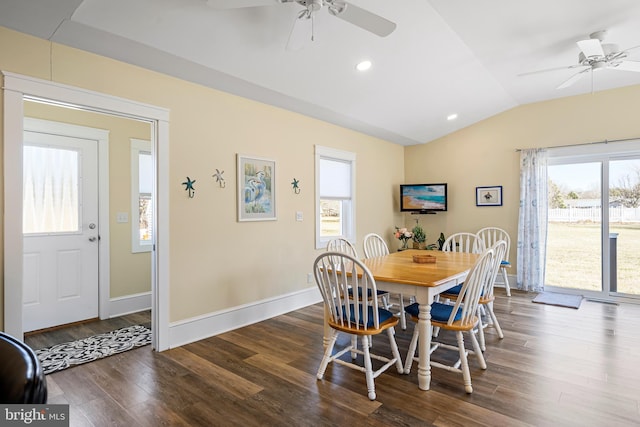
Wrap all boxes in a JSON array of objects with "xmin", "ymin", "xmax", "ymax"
[
  {"xmin": 609, "ymin": 158, "xmax": 640, "ymax": 297},
  {"xmin": 546, "ymin": 142, "xmax": 640, "ymax": 301}
]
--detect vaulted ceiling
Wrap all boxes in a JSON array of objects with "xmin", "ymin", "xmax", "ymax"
[{"xmin": 2, "ymin": 0, "xmax": 640, "ymax": 145}]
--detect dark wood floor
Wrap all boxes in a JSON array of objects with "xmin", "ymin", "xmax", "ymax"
[
  {"xmin": 25, "ymin": 311, "xmax": 151, "ymax": 350},
  {"xmin": 36, "ymin": 292, "xmax": 640, "ymax": 426}
]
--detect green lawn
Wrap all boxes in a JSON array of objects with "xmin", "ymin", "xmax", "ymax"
[{"xmin": 546, "ymin": 222, "xmax": 640, "ymax": 295}]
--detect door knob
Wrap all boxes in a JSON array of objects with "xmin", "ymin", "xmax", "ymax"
[{"xmin": 89, "ymin": 237, "xmax": 97, "ymax": 242}]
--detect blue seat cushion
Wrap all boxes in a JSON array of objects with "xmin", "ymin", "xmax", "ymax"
[
  {"xmin": 347, "ymin": 288, "xmax": 387, "ymax": 299},
  {"xmin": 339, "ymin": 304, "xmax": 394, "ymax": 328},
  {"xmin": 501, "ymin": 260, "xmax": 510, "ymax": 266},
  {"xmin": 405, "ymin": 302, "xmax": 462, "ymax": 323},
  {"xmin": 442, "ymin": 284, "xmax": 463, "ymax": 295},
  {"xmin": 441, "ymin": 283, "xmax": 484, "ymax": 298}
]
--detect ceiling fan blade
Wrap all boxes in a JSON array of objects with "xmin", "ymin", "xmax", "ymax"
[
  {"xmin": 206, "ymin": 0, "xmax": 283, "ymax": 9},
  {"xmin": 330, "ymin": 2, "xmax": 396, "ymax": 37},
  {"xmin": 557, "ymin": 68, "xmax": 590, "ymax": 89},
  {"xmin": 577, "ymin": 39, "xmax": 605, "ymax": 58},
  {"xmin": 518, "ymin": 64, "xmax": 584, "ymax": 77},
  {"xmin": 285, "ymin": 14, "xmax": 312, "ymax": 51},
  {"xmin": 611, "ymin": 60, "xmax": 640, "ymax": 72}
]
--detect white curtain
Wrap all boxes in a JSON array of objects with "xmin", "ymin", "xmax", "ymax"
[{"xmin": 517, "ymin": 148, "xmax": 548, "ymax": 292}]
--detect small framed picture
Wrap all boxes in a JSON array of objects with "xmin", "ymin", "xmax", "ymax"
[
  {"xmin": 476, "ymin": 186, "xmax": 502, "ymax": 207},
  {"xmin": 237, "ymin": 154, "xmax": 276, "ymax": 221}
]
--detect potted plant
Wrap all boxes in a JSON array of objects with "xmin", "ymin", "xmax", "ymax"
[{"xmin": 412, "ymin": 223, "xmax": 426, "ymax": 250}]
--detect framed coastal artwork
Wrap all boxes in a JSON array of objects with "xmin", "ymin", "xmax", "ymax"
[
  {"xmin": 237, "ymin": 154, "xmax": 276, "ymax": 221},
  {"xmin": 476, "ymin": 185, "xmax": 502, "ymax": 207}
]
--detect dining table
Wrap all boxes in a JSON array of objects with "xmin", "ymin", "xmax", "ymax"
[{"xmin": 324, "ymin": 249, "xmax": 479, "ymax": 391}]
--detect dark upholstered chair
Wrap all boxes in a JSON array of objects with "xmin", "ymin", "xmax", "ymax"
[{"xmin": 0, "ymin": 332, "xmax": 47, "ymax": 403}]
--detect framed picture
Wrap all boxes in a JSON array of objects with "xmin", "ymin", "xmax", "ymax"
[
  {"xmin": 237, "ymin": 154, "xmax": 276, "ymax": 221},
  {"xmin": 476, "ymin": 186, "xmax": 502, "ymax": 207}
]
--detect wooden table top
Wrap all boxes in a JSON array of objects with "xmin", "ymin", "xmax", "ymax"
[{"xmin": 360, "ymin": 249, "xmax": 479, "ymax": 288}]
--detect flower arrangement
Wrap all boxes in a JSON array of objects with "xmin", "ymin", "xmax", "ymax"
[{"xmin": 394, "ymin": 226, "xmax": 413, "ymax": 249}]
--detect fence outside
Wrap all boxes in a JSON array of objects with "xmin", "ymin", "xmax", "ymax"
[{"xmin": 548, "ymin": 206, "xmax": 640, "ymax": 223}]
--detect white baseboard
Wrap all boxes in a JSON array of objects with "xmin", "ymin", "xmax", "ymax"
[
  {"xmin": 168, "ymin": 286, "xmax": 322, "ymax": 349},
  {"xmin": 109, "ymin": 292, "xmax": 152, "ymax": 318}
]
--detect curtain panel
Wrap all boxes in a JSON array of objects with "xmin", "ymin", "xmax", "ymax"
[{"xmin": 517, "ymin": 149, "xmax": 548, "ymax": 292}]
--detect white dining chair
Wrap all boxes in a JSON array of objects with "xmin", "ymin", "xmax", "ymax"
[
  {"xmin": 439, "ymin": 240, "xmax": 507, "ymax": 351},
  {"xmin": 363, "ymin": 233, "xmax": 408, "ymax": 330},
  {"xmin": 476, "ymin": 227, "xmax": 511, "ymax": 296},
  {"xmin": 314, "ymin": 252, "xmax": 404, "ymax": 400},
  {"xmin": 442, "ymin": 232, "xmax": 485, "ymax": 254},
  {"xmin": 403, "ymin": 247, "xmax": 494, "ymax": 393}
]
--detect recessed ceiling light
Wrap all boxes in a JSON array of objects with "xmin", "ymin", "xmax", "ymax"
[
  {"xmin": 447, "ymin": 113, "xmax": 458, "ymax": 121},
  {"xmin": 356, "ymin": 60, "xmax": 372, "ymax": 71}
]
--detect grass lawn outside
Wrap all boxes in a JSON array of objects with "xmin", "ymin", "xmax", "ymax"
[{"xmin": 546, "ymin": 222, "xmax": 640, "ymax": 295}]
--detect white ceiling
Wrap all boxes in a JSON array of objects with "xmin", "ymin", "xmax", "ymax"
[{"xmin": 2, "ymin": 0, "xmax": 640, "ymax": 145}]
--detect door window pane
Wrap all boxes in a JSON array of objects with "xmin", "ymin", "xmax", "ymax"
[
  {"xmin": 546, "ymin": 162, "xmax": 602, "ymax": 292},
  {"xmin": 609, "ymin": 158, "xmax": 640, "ymax": 296},
  {"xmin": 23, "ymin": 145, "xmax": 79, "ymax": 234}
]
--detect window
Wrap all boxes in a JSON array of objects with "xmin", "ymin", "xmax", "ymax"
[
  {"xmin": 23, "ymin": 145, "xmax": 80, "ymax": 234},
  {"xmin": 131, "ymin": 139, "xmax": 153, "ymax": 253},
  {"xmin": 315, "ymin": 145, "xmax": 356, "ymax": 249}
]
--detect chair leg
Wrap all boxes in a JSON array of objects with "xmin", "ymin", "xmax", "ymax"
[
  {"xmin": 476, "ymin": 307, "xmax": 486, "ymax": 352},
  {"xmin": 399, "ymin": 294, "xmax": 407, "ymax": 330},
  {"xmin": 487, "ymin": 304, "xmax": 504, "ymax": 339},
  {"xmin": 351, "ymin": 336, "xmax": 358, "ymax": 359},
  {"xmin": 403, "ymin": 325, "xmax": 419, "ymax": 374},
  {"xmin": 456, "ymin": 331, "xmax": 473, "ymax": 394},
  {"xmin": 317, "ymin": 330, "xmax": 338, "ymax": 380},
  {"xmin": 382, "ymin": 294, "xmax": 391, "ymax": 310},
  {"xmin": 469, "ymin": 328, "xmax": 487, "ymax": 370},
  {"xmin": 502, "ymin": 267, "xmax": 511, "ymax": 296},
  {"xmin": 361, "ymin": 335, "xmax": 376, "ymax": 400},
  {"xmin": 386, "ymin": 327, "xmax": 404, "ymax": 373}
]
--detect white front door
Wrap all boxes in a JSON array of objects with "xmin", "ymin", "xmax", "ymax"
[{"xmin": 23, "ymin": 130, "xmax": 100, "ymax": 332}]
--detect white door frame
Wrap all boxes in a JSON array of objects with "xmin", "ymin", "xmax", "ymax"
[
  {"xmin": 3, "ymin": 71, "xmax": 170, "ymax": 351},
  {"xmin": 24, "ymin": 117, "xmax": 111, "ymax": 325}
]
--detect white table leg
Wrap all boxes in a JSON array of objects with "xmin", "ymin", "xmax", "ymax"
[{"xmin": 416, "ymin": 298, "xmax": 432, "ymax": 390}]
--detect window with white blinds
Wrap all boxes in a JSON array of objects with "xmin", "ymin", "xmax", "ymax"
[{"xmin": 315, "ymin": 146, "xmax": 356, "ymax": 249}]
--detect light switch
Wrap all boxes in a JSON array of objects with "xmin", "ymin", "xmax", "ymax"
[
  {"xmin": 116, "ymin": 212, "xmax": 129, "ymax": 223},
  {"xmin": 296, "ymin": 211, "xmax": 303, "ymax": 222}
]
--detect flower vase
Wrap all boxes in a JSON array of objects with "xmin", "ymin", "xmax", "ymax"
[{"xmin": 401, "ymin": 240, "xmax": 409, "ymax": 250}]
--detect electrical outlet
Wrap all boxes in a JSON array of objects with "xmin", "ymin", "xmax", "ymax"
[{"xmin": 307, "ymin": 273, "xmax": 313, "ymax": 284}]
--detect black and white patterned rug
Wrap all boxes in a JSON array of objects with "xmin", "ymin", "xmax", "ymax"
[{"xmin": 35, "ymin": 325, "xmax": 152, "ymax": 375}]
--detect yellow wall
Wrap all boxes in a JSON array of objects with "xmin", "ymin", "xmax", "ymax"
[
  {"xmin": 23, "ymin": 102, "xmax": 152, "ymax": 298},
  {"xmin": 0, "ymin": 26, "xmax": 405, "ymax": 328},
  {"xmin": 404, "ymin": 85, "xmax": 640, "ymax": 270}
]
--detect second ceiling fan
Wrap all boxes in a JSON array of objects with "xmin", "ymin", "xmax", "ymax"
[{"xmin": 521, "ymin": 30, "xmax": 640, "ymax": 89}]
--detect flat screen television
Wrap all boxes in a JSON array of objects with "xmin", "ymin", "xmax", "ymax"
[{"xmin": 400, "ymin": 183, "xmax": 447, "ymax": 213}]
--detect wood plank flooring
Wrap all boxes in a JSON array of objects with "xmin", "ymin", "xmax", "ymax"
[{"xmin": 32, "ymin": 292, "xmax": 640, "ymax": 426}]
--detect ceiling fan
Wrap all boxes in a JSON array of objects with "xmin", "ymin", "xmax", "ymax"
[
  {"xmin": 206, "ymin": 0, "xmax": 396, "ymax": 50},
  {"xmin": 521, "ymin": 30, "xmax": 640, "ymax": 89}
]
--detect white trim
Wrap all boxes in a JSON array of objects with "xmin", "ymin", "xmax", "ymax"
[
  {"xmin": 3, "ymin": 71, "xmax": 170, "ymax": 351},
  {"xmin": 109, "ymin": 292, "xmax": 152, "ymax": 318},
  {"xmin": 168, "ymin": 287, "xmax": 321, "ymax": 349},
  {"xmin": 23, "ymin": 117, "xmax": 112, "ymax": 322},
  {"xmin": 3, "ymin": 86, "xmax": 24, "ymax": 339}
]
